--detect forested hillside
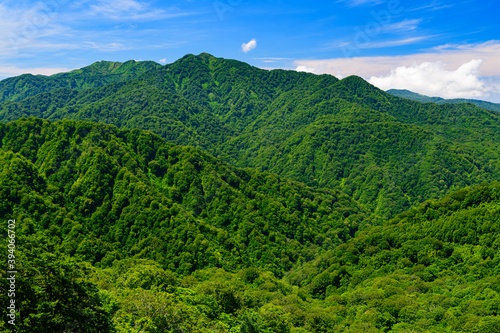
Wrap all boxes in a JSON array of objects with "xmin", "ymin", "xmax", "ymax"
[
  {"xmin": 1, "ymin": 119, "xmax": 499, "ymax": 332},
  {"xmin": 1, "ymin": 54, "xmax": 500, "ymax": 219},
  {"xmin": 1, "ymin": 54, "xmax": 500, "ymax": 332},
  {"xmin": 287, "ymin": 182, "xmax": 500, "ymax": 332},
  {"xmin": 0, "ymin": 118, "xmax": 367, "ymax": 276},
  {"xmin": 0, "ymin": 60, "xmax": 161, "ymax": 103}
]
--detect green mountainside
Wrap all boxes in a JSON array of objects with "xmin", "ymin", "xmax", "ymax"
[
  {"xmin": 1, "ymin": 54, "xmax": 500, "ymax": 332},
  {"xmin": 387, "ymin": 89, "xmax": 500, "ymax": 112},
  {"xmin": 0, "ymin": 118, "xmax": 368, "ymax": 331},
  {"xmin": 0, "ymin": 60, "xmax": 161, "ymax": 103},
  {"xmin": 1, "ymin": 54, "xmax": 500, "ymax": 220},
  {"xmin": 287, "ymin": 182, "xmax": 500, "ymax": 332},
  {"xmin": 1, "ymin": 118, "xmax": 500, "ymax": 332},
  {"xmin": 0, "ymin": 118, "xmax": 367, "ymax": 275}
]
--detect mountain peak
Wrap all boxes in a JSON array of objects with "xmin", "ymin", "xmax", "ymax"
[
  {"xmin": 335, "ymin": 75, "xmax": 385, "ymax": 97},
  {"xmin": 196, "ymin": 52, "xmax": 216, "ymax": 61},
  {"xmin": 68, "ymin": 59, "xmax": 161, "ymax": 76}
]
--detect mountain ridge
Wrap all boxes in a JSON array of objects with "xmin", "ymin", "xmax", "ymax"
[
  {"xmin": 0, "ymin": 59, "xmax": 162, "ymax": 103},
  {"xmin": 1, "ymin": 53, "xmax": 500, "ymax": 221},
  {"xmin": 1, "ymin": 53, "xmax": 500, "ymax": 331},
  {"xmin": 1, "ymin": 117, "xmax": 500, "ymax": 331},
  {"xmin": 387, "ymin": 88, "xmax": 500, "ymax": 112}
]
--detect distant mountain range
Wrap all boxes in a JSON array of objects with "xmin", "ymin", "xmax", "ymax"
[{"xmin": 387, "ymin": 88, "xmax": 500, "ymax": 112}]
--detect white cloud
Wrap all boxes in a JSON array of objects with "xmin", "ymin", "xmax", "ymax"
[
  {"xmin": 294, "ymin": 41, "xmax": 500, "ymax": 100},
  {"xmin": 90, "ymin": 0, "xmax": 147, "ymax": 18},
  {"xmin": 254, "ymin": 57, "xmax": 291, "ymax": 63},
  {"xmin": 369, "ymin": 59, "xmax": 490, "ymax": 99},
  {"xmin": 87, "ymin": 0, "xmax": 191, "ymax": 20},
  {"xmin": 159, "ymin": 58, "xmax": 167, "ymax": 64},
  {"xmin": 410, "ymin": 2, "xmax": 454, "ymax": 12},
  {"xmin": 295, "ymin": 66, "xmax": 317, "ymax": 74},
  {"xmin": 241, "ymin": 39, "xmax": 257, "ymax": 53},
  {"xmin": 91, "ymin": 0, "xmax": 144, "ymax": 14},
  {"xmin": 83, "ymin": 41, "xmax": 127, "ymax": 51},
  {"xmin": 0, "ymin": 3, "xmax": 66, "ymax": 55},
  {"xmin": 295, "ymin": 41, "xmax": 500, "ymax": 78},
  {"xmin": 381, "ymin": 19, "xmax": 422, "ymax": 32},
  {"xmin": 355, "ymin": 36, "xmax": 431, "ymax": 49}
]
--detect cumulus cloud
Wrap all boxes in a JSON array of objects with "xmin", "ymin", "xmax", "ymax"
[
  {"xmin": 369, "ymin": 59, "xmax": 489, "ymax": 99},
  {"xmin": 295, "ymin": 66, "xmax": 316, "ymax": 74},
  {"xmin": 295, "ymin": 41, "xmax": 500, "ymax": 77},
  {"xmin": 241, "ymin": 39, "xmax": 257, "ymax": 53},
  {"xmin": 159, "ymin": 58, "xmax": 167, "ymax": 64},
  {"xmin": 293, "ymin": 41, "xmax": 500, "ymax": 100}
]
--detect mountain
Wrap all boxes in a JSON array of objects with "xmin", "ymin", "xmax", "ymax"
[
  {"xmin": 387, "ymin": 88, "xmax": 500, "ymax": 112},
  {"xmin": 1, "ymin": 119, "xmax": 500, "ymax": 332},
  {"xmin": 286, "ymin": 182, "xmax": 500, "ymax": 332},
  {"xmin": 0, "ymin": 117, "xmax": 368, "ymax": 273},
  {"xmin": 0, "ymin": 118, "xmax": 500, "ymax": 333},
  {"xmin": 0, "ymin": 117, "xmax": 370, "ymax": 331},
  {"xmin": 2, "ymin": 54, "xmax": 500, "ymax": 221},
  {"xmin": 0, "ymin": 60, "xmax": 162, "ymax": 103}
]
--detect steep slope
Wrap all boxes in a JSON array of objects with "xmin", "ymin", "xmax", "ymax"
[
  {"xmin": 0, "ymin": 117, "xmax": 372, "ymax": 331},
  {"xmin": 387, "ymin": 88, "xmax": 500, "ymax": 112},
  {"xmin": 0, "ymin": 80, "xmax": 236, "ymax": 157},
  {"xmin": 2, "ymin": 54, "xmax": 500, "ymax": 220},
  {"xmin": 0, "ymin": 117, "xmax": 368, "ymax": 276},
  {"xmin": 0, "ymin": 60, "xmax": 162, "ymax": 102},
  {"xmin": 2, "ymin": 117, "xmax": 500, "ymax": 332},
  {"xmin": 286, "ymin": 182, "xmax": 500, "ymax": 332}
]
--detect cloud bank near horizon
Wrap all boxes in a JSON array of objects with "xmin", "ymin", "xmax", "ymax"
[
  {"xmin": 369, "ymin": 59, "xmax": 490, "ymax": 99},
  {"xmin": 294, "ymin": 41, "xmax": 500, "ymax": 101}
]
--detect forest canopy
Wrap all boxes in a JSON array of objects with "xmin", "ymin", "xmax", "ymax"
[{"xmin": 1, "ymin": 54, "xmax": 500, "ymax": 332}]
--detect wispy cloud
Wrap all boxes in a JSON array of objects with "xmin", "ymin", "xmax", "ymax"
[
  {"xmin": 360, "ymin": 36, "xmax": 432, "ymax": 49},
  {"xmin": 83, "ymin": 41, "xmax": 128, "ymax": 51},
  {"xmin": 86, "ymin": 0, "xmax": 195, "ymax": 21},
  {"xmin": 254, "ymin": 57, "xmax": 292, "ymax": 63},
  {"xmin": 0, "ymin": 3, "xmax": 67, "ymax": 55},
  {"xmin": 335, "ymin": 35, "xmax": 433, "ymax": 53},
  {"xmin": 89, "ymin": 0, "xmax": 159, "ymax": 19},
  {"xmin": 410, "ymin": 1, "xmax": 454, "ymax": 12},
  {"xmin": 338, "ymin": 0, "xmax": 385, "ymax": 8},
  {"xmin": 382, "ymin": 19, "xmax": 422, "ymax": 32},
  {"xmin": 242, "ymin": 39, "xmax": 257, "ymax": 53}
]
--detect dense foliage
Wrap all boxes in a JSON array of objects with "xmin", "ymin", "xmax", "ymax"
[
  {"xmin": 1, "ymin": 54, "xmax": 500, "ymax": 332},
  {"xmin": 2, "ymin": 120, "xmax": 499, "ymax": 331},
  {"xmin": 1, "ymin": 54, "xmax": 500, "ymax": 219},
  {"xmin": 0, "ymin": 118, "xmax": 367, "ymax": 276},
  {"xmin": 287, "ymin": 182, "xmax": 500, "ymax": 332},
  {"xmin": 0, "ymin": 60, "xmax": 161, "ymax": 103}
]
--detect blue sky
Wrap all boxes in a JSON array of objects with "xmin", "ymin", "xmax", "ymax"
[{"xmin": 1, "ymin": 0, "xmax": 500, "ymax": 102}]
